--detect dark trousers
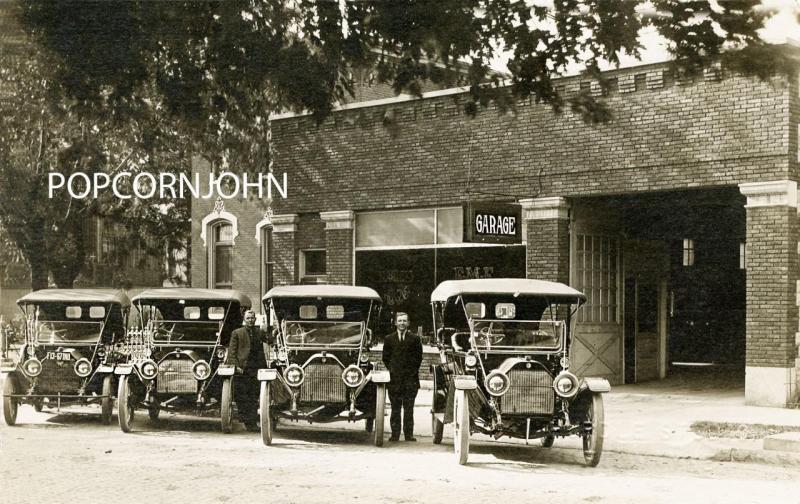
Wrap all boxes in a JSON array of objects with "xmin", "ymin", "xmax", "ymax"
[
  {"xmin": 235, "ymin": 373, "xmax": 259, "ymax": 424},
  {"xmin": 388, "ymin": 384, "xmax": 418, "ymax": 438}
]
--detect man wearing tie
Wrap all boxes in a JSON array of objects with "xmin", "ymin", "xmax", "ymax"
[{"xmin": 382, "ymin": 312, "xmax": 423, "ymax": 442}]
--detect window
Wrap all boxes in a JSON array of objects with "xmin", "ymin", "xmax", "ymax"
[
  {"xmin": 65, "ymin": 306, "xmax": 82, "ymax": 319},
  {"xmin": 208, "ymin": 307, "xmax": 225, "ymax": 320},
  {"xmin": 89, "ymin": 306, "xmax": 106, "ymax": 319},
  {"xmin": 495, "ymin": 303, "xmax": 516, "ymax": 319},
  {"xmin": 465, "ymin": 302, "xmax": 485, "ymax": 318},
  {"xmin": 326, "ymin": 305, "xmax": 345, "ymax": 319},
  {"xmin": 299, "ymin": 305, "xmax": 318, "ymax": 319},
  {"xmin": 183, "ymin": 306, "xmax": 201, "ymax": 320},
  {"xmin": 301, "ymin": 249, "xmax": 326, "ymax": 277},
  {"xmin": 356, "ymin": 207, "xmax": 463, "ymax": 247},
  {"xmin": 682, "ymin": 238, "xmax": 695, "ymax": 267},
  {"xmin": 574, "ymin": 235, "xmax": 618, "ymax": 323},
  {"xmin": 211, "ymin": 222, "xmax": 234, "ymax": 288},
  {"xmin": 739, "ymin": 242, "xmax": 746, "ymax": 270}
]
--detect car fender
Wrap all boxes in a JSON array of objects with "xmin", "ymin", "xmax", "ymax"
[
  {"xmin": 453, "ymin": 374, "xmax": 477, "ymax": 390},
  {"xmin": 581, "ymin": 377, "xmax": 611, "ymax": 393},
  {"xmin": 217, "ymin": 364, "xmax": 236, "ymax": 377},
  {"xmin": 114, "ymin": 364, "xmax": 134, "ymax": 376},
  {"xmin": 257, "ymin": 368, "xmax": 278, "ymax": 381}
]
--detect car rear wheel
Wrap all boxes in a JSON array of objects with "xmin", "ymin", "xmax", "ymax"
[
  {"xmin": 373, "ymin": 384, "xmax": 385, "ymax": 447},
  {"xmin": 431, "ymin": 414, "xmax": 444, "ymax": 444},
  {"xmin": 221, "ymin": 377, "xmax": 233, "ymax": 434},
  {"xmin": 101, "ymin": 375, "xmax": 113, "ymax": 425},
  {"xmin": 3, "ymin": 375, "xmax": 19, "ymax": 426},
  {"xmin": 453, "ymin": 389, "xmax": 470, "ymax": 465},
  {"xmin": 541, "ymin": 434, "xmax": 555, "ymax": 448},
  {"xmin": 259, "ymin": 381, "xmax": 272, "ymax": 445},
  {"xmin": 582, "ymin": 393, "xmax": 605, "ymax": 467},
  {"xmin": 117, "ymin": 375, "xmax": 134, "ymax": 433}
]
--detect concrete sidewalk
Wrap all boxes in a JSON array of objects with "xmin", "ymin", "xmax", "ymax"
[{"xmin": 406, "ymin": 373, "xmax": 800, "ymax": 466}]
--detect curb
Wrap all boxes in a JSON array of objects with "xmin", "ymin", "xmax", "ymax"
[{"xmin": 712, "ymin": 448, "xmax": 800, "ymax": 466}]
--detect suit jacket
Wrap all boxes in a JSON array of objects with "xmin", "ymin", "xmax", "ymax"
[
  {"xmin": 382, "ymin": 330, "xmax": 423, "ymax": 390},
  {"xmin": 225, "ymin": 326, "xmax": 270, "ymax": 370}
]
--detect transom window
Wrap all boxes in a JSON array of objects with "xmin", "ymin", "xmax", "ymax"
[{"xmin": 574, "ymin": 234, "xmax": 618, "ymax": 323}]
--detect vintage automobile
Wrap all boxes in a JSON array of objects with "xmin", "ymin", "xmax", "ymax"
[
  {"xmin": 1, "ymin": 289, "xmax": 130, "ymax": 426},
  {"xmin": 258, "ymin": 285, "xmax": 388, "ymax": 446},
  {"xmin": 429, "ymin": 278, "xmax": 610, "ymax": 466},
  {"xmin": 115, "ymin": 288, "xmax": 251, "ymax": 433}
]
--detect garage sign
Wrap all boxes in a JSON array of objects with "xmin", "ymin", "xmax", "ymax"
[{"xmin": 463, "ymin": 202, "xmax": 522, "ymax": 244}]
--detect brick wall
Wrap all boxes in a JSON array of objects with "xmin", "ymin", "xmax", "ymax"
[
  {"xmin": 267, "ymin": 63, "xmax": 792, "ymax": 217},
  {"xmin": 526, "ymin": 219, "xmax": 570, "ymax": 283},
  {"xmin": 745, "ymin": 205, "xmax": 799, "ymax": 368},
  {"xmin": 325, "ymin": 228, "xmax": 353, "ymax": 285}
]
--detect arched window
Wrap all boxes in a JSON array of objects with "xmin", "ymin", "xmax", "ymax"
[{"xmin": 210, "ymin": 222, "xmax": 234, "ymax": 288}]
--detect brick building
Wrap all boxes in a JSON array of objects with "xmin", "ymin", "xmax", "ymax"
[{"xmin": 192, "ymin": 51, "xmax": 800, "ymax": 407}]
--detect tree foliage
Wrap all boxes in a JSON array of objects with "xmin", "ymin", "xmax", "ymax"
[
  {"xmin": 16, "ymin": 0, "xmax": 795, "ymax": 164},
  {"xmin": 0, "ymin": 20, "xmax": 190, "ymax": 290}
]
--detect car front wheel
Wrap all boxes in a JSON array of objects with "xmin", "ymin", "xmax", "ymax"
[
  {"xmin": 101, "ymin": 375, "xmax": 113, "ymax": 425},
  {"xmin": 373, "ymin": 384, "xmax": 386, "ymax": 447},
  {"xmin": 117, "ymin": 375, "xmax": 134, "ymax": 433},
  {"xmin": 259, "ymin": 381, "xmax": 272, "ymax": 446},
  {"xmin": 582, "ymin": 393, "xmax": 605, "ymax": 467},
  {"xmin": 3, "ymin": 375, "xmax": 19, "ymax": 426},
  {"xmin": 221, "ymin": 377, "xmax": 233, "ymax": 433}
]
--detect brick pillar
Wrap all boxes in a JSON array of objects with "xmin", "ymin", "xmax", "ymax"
[
  {"xmin": 320, "ymin": 210, "xmax": 354, "ymax": 285},
  {"xmin": 271, "ymin": 214, "xmax": 298, "ymax": 286},
  {"xmin": 739, "ymin": 181, "xmax": 799, "ymax": 407},
  {"xmin": 520, "ymin": 197, "xmax": 571, "ymax": 284}
]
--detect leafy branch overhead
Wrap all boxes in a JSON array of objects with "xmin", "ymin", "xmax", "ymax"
[{"xmin": 17, "ymin": 0, "xmax": 794, "ymax": 151}]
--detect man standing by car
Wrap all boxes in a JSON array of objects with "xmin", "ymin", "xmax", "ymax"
[
  {"xmin": 226, "ymin": 310, "xmax": 269, "ymax": 432},
  {"xmin": 382, "ymin": 312, "xmax": 423, "ymax": 442}
]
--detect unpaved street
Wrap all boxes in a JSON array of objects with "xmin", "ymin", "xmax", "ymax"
[{"xmin": 2, "ymin": 405, "xmax": 799, "ymax": 504}]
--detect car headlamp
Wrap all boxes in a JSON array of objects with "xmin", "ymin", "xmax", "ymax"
[
  {"xmin": 140, "ymin": 360, "xmax": 159, "ymax": 380},
  {"xmin": 553, "ymin": 371, "xmax": 580, "ymax": 398},
  {"xmin": 464, "ymin": 353, "xmax": 478, "ymax": 368},
  {"xmin": 341, "ymin": 365, "xmax": 365, "ymax": 388},
  {"xmin": 23, "ymin": 358, "xmax": 42, "ymax": 377},
  {"xmin": 74, "ymin": 358, "xmax": 93, "ymax": 377},
  {"xmin": 484, "ymin": 370, "xmax": 510, "ymax": 396},
  {"xmin": 191, "ymin": 360, "xmax": 211, "ymax": 380},
  {"xmin": 96, "ymin": 346, "xmax": 107, "ymax": 358},
  {"xmin": 283, "ymin": 364, "xmax": 305, "ymax": 387}
]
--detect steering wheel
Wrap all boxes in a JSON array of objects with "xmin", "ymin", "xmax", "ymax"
[{"xmin": 476, "ymin": 324, "xmax": 505, "ymax": 347}]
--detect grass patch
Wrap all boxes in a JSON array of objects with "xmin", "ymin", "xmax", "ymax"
[{"xmin": 691, "ymin": 421, "xmax": 800, "ymax": 440}]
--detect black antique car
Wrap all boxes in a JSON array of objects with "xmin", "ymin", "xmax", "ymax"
[
  {"xmin": 2, "ymin": 289, "xmax": 130, "ymax": 425},
  {"xmin": 430, "ymin": 279, "xmax": 609, "ymax": 466},
  {"xmin": 115, "ymin": 288, "xmax": 251, "ymax": 432},
  {"xmin": 258, "ymin": 285, "xmax": 388, "ymax": 446}
]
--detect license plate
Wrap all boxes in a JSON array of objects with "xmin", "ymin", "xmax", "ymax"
[{"xmin": 45, "ymin": 351, "xmax": 72, "ymax": 362}]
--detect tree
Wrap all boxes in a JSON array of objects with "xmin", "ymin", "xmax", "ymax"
[
  {"xmin": 0, "ymin": 7, "xmax": 191, "ymax": 290},
  {"xmin": 15, "ymin": 0, "xmax": 796, "ymax": 150}
]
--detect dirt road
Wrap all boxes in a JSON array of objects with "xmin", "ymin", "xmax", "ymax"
[{"xmin": 2, "ymin": 404, "xmax": 799, "ymax": 504}]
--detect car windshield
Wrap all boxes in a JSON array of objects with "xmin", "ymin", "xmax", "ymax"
[
  {"xmin": 34, "ymin": 321, "xmax": 103, "ymax": 344},
  {"xmin": 470, "ymin": 319, "xmax": 563, "ymax": 350},
  {"xmin": 150, "ymin": 320, "xmax": 221, "ymax": 343},
  {"xmin": 282, "ymin": 321, "xmax": 364, "ymax": 347}
]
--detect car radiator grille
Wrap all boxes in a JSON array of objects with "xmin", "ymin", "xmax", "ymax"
[
  {"xmin": 37, "ymin": 360, "xmax": 81, "ymax": 394},
  {"xmin": 157, "ymin": 359, "xmax": 197, "ymax": 394},
  {"xmin": 299, "ymin": 363, "xmax": 346, "ymax": 404},
  {"xmin": 503, "ymin": 368, "xmax": 554, "ymax": 416}
]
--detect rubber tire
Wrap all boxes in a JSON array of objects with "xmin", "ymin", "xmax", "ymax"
[
  {"xmin": 365, "ymin": 417, "xmax": 374, "ymax": 433},
  {"xmin": 453, "ymin": 389, "xmax": 470, "ymax": 465},
  {"xmin": 221, "ymin": 377, "xmax": 233, "ymax": 434},
  {"xmin": 431, "ymin": 414, "xmax": 444, "ymax": 444},
  {"xmin": 117, "ymin": 375, "xmax": 134, "ymax": 433},
  {"xmin": 259, "ymin": 381, "xmax": 272, "ymax": 445},
  {"xmin": 541, "ymin": 435, "xmax": 555, "ymax": 448},
  {"xmin": 373, "ymin": 384, "xmax": 385, "ymax": 447},
  {"xmin": 101, "ymin": 375, "xmax": 113, "ymax": 425},
  {"xmin": 3, "ymin": 375, "xmax": 19, "ymax": 426},
  {"xmin": 582, "ymin": 393, "xmax": 605, "ymax": 467}
]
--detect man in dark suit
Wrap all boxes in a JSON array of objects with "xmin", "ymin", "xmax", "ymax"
[
  {"xmin": 225, "ymin": 309, "xmax": 269, "ymax": 431},
  {"xmin": 382, "ymin": 312, "xmax": 423, "ymax": 442}
]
